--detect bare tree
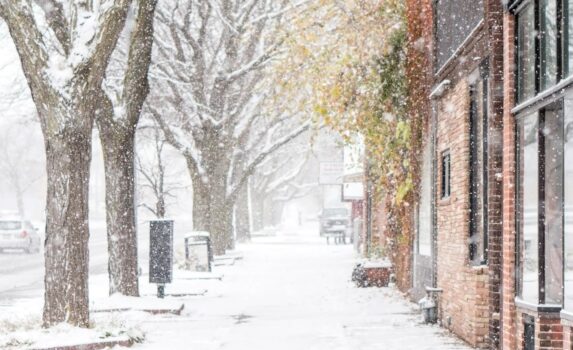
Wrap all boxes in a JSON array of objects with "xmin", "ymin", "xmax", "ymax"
[
  {"xmin": 136, "ymin": 124, "xmax": 187, "ymax": 219},
  {"xmin": 96, "ymin": 0, "xmax": 157, "ymax": 297},
  {"xmin": 0, "ymin": 125, "xmax": 43, "ymax": 217},
  {"xmin": 0, "ymin": 1, "xmax": 133, "ymax": 327},
  {"xmin": 249, "ymin": 144, "xmax": 314, "ymax": 230},
  {"xmin": 148, "ymin": 0, "xmax": 311, "ymax": 254}
]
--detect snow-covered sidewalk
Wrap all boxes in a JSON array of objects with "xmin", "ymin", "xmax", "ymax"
[{"xmin": 134, "ymin": 226, "xmax": 471, "ymax": 350}]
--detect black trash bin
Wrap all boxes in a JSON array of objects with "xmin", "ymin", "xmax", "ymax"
[{"xmin": 149, "ymin": 220, "xmax": 174, "ymax": 297}]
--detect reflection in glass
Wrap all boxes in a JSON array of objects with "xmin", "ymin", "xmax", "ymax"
[
  {"xmin": 564, "ymin": 98, "xmax": 573, "ymax": 310},
  {"xmin": 469, "ymin": 74, "xmax": 488, "ymax": 265},
  {"xmin": 541, "ymin": 0, "xmax": 557, "ymax": 89},
  {"xmin": 517, "ymin": 4, "xmax": 536, "ymax": 102},
  {"xmin": 566, "ymin": 0, "xmax": 573, "ymax": 76},
  {"xmin": 543, "ymin": 103, "xmax": 563, "ymax": 305},
  {"xmin": 518, "ymin": 113, "xmax": 539, "ymax": 303}
]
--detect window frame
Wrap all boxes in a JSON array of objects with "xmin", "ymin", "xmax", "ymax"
[
  {"xmin": 515, "ymin": 99, "xmax": 565, "ymax": 307},
  {"xmin": 514, "ymin": 0, "xmax": 565, "ymax": 104},
  {"xmin": 441, "ymin": 150, "xmax": 451, "ymax": 199},
  {"xmin": 469, "ymin": 63, "xmax": 489, "ymax": 266}
]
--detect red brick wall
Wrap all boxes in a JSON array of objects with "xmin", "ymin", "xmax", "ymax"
[
  {"xmin": 435, "ymin": 78, "xmax": 490, "ymax": 349},
  {"xmin": 501, "ymin": 8, "xmax": 518, "ymax": 350},
  {"xmin": 537, "ymin": 316, "xmax": 563, "ymax": 349},
  {"xmin": 563, "ymin": 325, "xmax": 573, "ymax": 349},
  {"xmin": 514, "ymin": 313, "xmax": 564, "ymax": 350}
]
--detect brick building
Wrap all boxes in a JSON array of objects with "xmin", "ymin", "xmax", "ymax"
[
  {"xmin": 501, "ymin": 0, "xmax": 573, "ymax": 349},
  {"xmin": 406, "ymin": 0, "xmax": 505, "ymax": 348}
]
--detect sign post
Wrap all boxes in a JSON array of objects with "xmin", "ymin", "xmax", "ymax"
[{"xmin": 319, "ymin": 162, "xmax": 344, "ymax": 185}]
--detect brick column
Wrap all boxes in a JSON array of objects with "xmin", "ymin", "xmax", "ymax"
[
  {"xmin": 501, "ymin": 9, "xmax": 517, "ymax": 350},
  {"xmin": 562, "ymin": 324, "xmax": 573, "ymax": 349},
  {"xmin": 485, "ymin": 0, "xmax": 505, "ymax": 347}
]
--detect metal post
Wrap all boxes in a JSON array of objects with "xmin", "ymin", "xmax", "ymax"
[{"xmin": 184, "ymin": 237, "xmax": 189, "ymax": 260}]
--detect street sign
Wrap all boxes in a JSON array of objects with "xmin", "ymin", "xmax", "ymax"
[
  {"xmin": 342, "ymin": 182, "xmax": 364, "ymax": 201},
  {"xmin": 319, "ymin": 162, "xmax": 344, "ymax": 185},
  {"xmin": 149, "ymin": 220, "xmax": 174, "ymax": 297}
]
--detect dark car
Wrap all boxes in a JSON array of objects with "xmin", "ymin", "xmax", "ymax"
[{"xmin": 319, "ymin": 208, "xmax": 350, "ymax": 237}]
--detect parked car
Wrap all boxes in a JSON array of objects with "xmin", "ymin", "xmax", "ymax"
[
  {"xmin": 319, "ymin": 208, "xmax": 350, "ymax": 237},
  {"xmin": 0, "ymin": 216, "xmax": 42, "ymax": 254}
]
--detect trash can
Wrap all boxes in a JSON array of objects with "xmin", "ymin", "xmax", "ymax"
[
  {"xmin": 184, "ymin": 231, "xmax": 212, "ymax": 272},
  {"xmin": 418, "ymin": 287, "xmax": 442, "ymax": 324}
]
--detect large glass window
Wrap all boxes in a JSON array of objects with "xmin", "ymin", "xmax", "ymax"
[
  {"xmin": 543, "ymin": 103, "xmax": 564, "ymax": 305},
  {"xmin": 517, "ymin": 112, "xmax": 539, "ymax": 303},
  {"xmin": 541, "ymin": 0, "xmax": 558, "ymax": 89},
  {"xmin": 517, "ymin": 102, "xmax": 564, "ymax": 306},
  {"xmin": 517, "ymin": 3, "xmax": 536, "ymax": 102},
  {"xmin": 566, "ymin": 0, "xmax": 573, "ymax": 76},
  {"xmin": 563, "ymin": 97, "xmax": 573, "ymax": 310}
]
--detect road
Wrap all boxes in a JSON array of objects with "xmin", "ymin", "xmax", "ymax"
[{"xmin": 0, "ymin": 221, "xmax": 152, "ymax": 303}]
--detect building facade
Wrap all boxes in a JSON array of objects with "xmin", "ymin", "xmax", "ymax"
[
  {"xmin": 502, "ymin": 0, "xmax": 573, "ymax": 349},
  {"xmin": 407, "ymin": 0, "xmax": 504, "ymax": 348}
]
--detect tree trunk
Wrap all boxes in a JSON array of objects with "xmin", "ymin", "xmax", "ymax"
[
  {"xmin": 156, "ymin": 195, "xmax": 166, "ymax": 218},
  {"xmin": 271, "ymin": 199, "xmax": 284, "ymax": 227},
  {"xmin": 190, "ymin": 170, "xmax": 211, "ymax": 233},
  {"xmin": 235, "ymin": 184, "xmax": 251, "ymax": 242},
  {"xmin": 99, "ymin": 129, "xmax": 139, "ymax": 296},
  {"xmin": 189, "ymin": 158, "xmax": 233, "ymax": 255},
  {"xmin": 43, "ymin": 130, "xmax": 91, "ymax": 328},
  {"xmin": 209, "ymin": 177, "xmax": 231, "ymax": 254},
  {"xmin": 0, "ymin": 0, "xmax": 134, "ymax": 329},
  {"xmin": 14, "ymin": 180, "xmax": 25, "ymax": 218},
  {"xmin": 251, "ymin": 188, "xmax": 265, "ymax": 232}
]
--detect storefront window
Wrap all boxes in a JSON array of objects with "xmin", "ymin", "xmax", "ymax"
[
  {"xmin": 564, "ymin": 97, "xmax": 573, "ymax": 310},
  {"xmin": 517, "ymin": 3, "xmax": 536, "ymax": 102},
  {"xmin": 517, "ymin": 102, "xmax": 565, "ymax": 306},
  {"xmin": 543, "ymin": 103, "xmax": 564, "ymax": 305},
  {"xmin": 565, "ymin": 0, "xmax": 573, "ymax": 76},
  {"xmin": 518, "ymin": 112, "xmax": 539, "ymax": 303},
  {"xmin": 541, "ymin": 0, "xmax": 558, "ymax": 89}
]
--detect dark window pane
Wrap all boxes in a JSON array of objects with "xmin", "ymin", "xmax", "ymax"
[
  {"xmin": 524, "ymin": 316, "xmax": 535, "ymax": 350},
  {"xmin": 441, "ymin": 153, "xmax": 451, "ymax": 198},
  {"xmin": 565, "ymin": 0, "xmax": 573, "ymax": 76},
  {"xmin": 541, "ymin": 0, "xmax": 558, "ymax": 89},
  {"xmin": 543, "ymin": 102, "xmax": 564, "ymax": 304},
  {"xmin": 469, "ymin": 74, "xmax": 488, "ymax": 265},
  {"xmin": 517, "ymin": 4, "xmax": 536, "ymax": 102},
  {"xmin": 435, "ymin": 0, "xmax": 484, "ymax": 69},
  {"xmin": 518, "ymin": 112, "xmax": 539, "ymax": 303},
  {"xmin": 564, "ymin": 97, "xmax": 573, "ymax": 310}
]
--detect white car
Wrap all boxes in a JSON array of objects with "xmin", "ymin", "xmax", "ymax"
[{"xmin": 0, "ymin": 217, "xmax": 42, "ymax": 254}]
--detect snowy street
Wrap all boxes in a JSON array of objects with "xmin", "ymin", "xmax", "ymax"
[{"xmin": 133, "ymin": 224, "xmax": 470, "ymax": 350}]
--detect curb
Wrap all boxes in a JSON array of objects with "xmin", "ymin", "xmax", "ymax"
[
  {"xmin": 91, "ymin": 303, "xmax": 185, "ymax": 315},
  {"xmin": 30, "ymin": 337, "xmax": 133, "ymax": 350}
]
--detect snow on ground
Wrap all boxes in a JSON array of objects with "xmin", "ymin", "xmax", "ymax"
[
  {"xmin": 134, "ymin": 224, "xmax": 471, "ymax": 350},
  {"xmin": 0, "ymin": 223, "xmax": 471, "ymax": 349}
]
